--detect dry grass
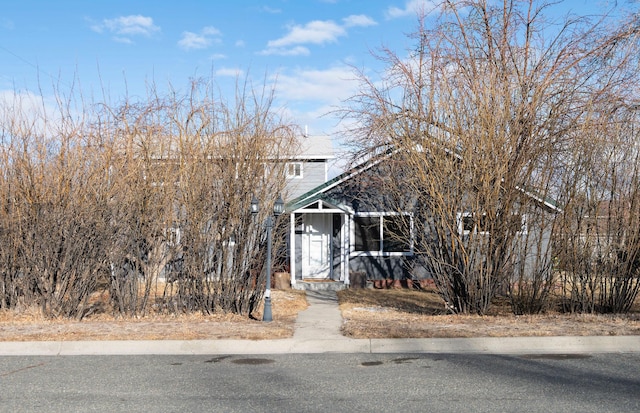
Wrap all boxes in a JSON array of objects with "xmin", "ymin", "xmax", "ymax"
[
  {"xmin": 338, "ymin": 288, "xmax": 640, "ymax": 338},
  {"xmin": 3, "ymin": 286, "xmax": 640, "ymax": 341},
  {"xmin": 0, "ymin": 289, "xmax": 308, "ymax": 341}
]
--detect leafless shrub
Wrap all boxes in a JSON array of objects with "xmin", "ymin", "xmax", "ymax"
[
  {"xmin": 0, "ymin": 89, "xmax": 111, "ymax": 318},
  {"xmin": 342, "ymin": 0, "xmax": 640, "ymax": 314},
  {"xmin": 0, "ymin": 76, "xmax": 298, "ymax": 318},
  {"xmin": 554, "ymin": 106, "xmax": 640, "ymax": 313}
]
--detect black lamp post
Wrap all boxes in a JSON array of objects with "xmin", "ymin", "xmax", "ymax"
[{"xmin": 251, "ymin": 194, "xmax": 284, "ymax": 322}]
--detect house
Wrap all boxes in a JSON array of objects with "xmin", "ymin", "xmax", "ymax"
[
  {"xmin": 284, "ymin": 150, "xmax": 414, "ymax": 290},
  {"xmin": 284, "ymin": 134, "xmax": 335, "ymax": 199},
  {"xmin": 136, "ymin": 132, "xmax": 335, "ymax": 285},
  {"xmin": 283, "ymin": 148, "xmax": 559, "ymax": 291}
]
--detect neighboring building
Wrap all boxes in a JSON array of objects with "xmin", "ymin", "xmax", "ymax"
[{"xmin": 283, "ymin": 134, "xmax": 335, "ymax": 199}]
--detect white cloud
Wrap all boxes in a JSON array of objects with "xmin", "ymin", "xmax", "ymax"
[
  {"xmin": 215, "ymin": 67, "xmax": 244, "ymax": 77},
  {"xmin": 0, "ymin": 90, "xmax": 66, "ymax": 139},
  {"xmin": 261, "ymin": 16, "xmax": 375, "ymax": 56},
  {"xmin": 92, "ymin": 15, "xmax": 160, "ymax": 41},
  {"xmin": 178, "ymin": 26, "xmax": 222, "ymax": 50},
  {"xmin": 202, "ymin": 26, "xmax": 221, "ymax": 36},
  {"xmin": 274, "ymin": 66, "xmax": 357, "ymax": 104},
  {"xmin": 386, "ymin": 0, "xmax": 436, "ymax": 18},
  {"xmin": 0, "ymin": 89, "xmax": 41, "ymax": 111},
  {"xmin": 113, "ymin": 36, "xmax": 133, "ymax": 44},
  {"xmin": 269, "ymin": 66, "xmax": 359, "ymax": 152},
  {"xmin": 259, "ymin": 46, "xmax": 310, "ymax": 56},
  {"xmin": 268, "ymin": 20, "xmax": 346, "ymax": 48},
  {"xmin": 178, "ymin": 32, "xmax": 210, "ymax": 50},
  {"xmin": 342, "ymin": 14, "xmax": 377, "ymax": 28}
]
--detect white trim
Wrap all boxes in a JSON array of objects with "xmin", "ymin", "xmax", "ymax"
[
  {"xmin": 340, "ymin": 215, "xmax": 348, "ymax": 282},
  {"xmin": 290, "ymin": 212, "xmax": 297, "ymax": 286},
  {"xmin": 350, "ymin": 251, "xmax": 411, "ymax": 257},
  {"xmin": 457, "ymin": 212, "xmax": 474, "ymax": 236},
  {"xmin": 515, "ymin": 185, "xmax": 561, "ymax": 212},
  {"xmin": 291, "ymin": 147, "xmax": 559, "ymax": 215},
  {"xmin": 324, "ymin": 161, "xmax": 328, "ymax": 182},
  {"xmin": 290, "ymin": 198, "xmax": 354, "ymax": 215},
  {"xmin": 296, "ymin": 208, "xmax": 345, "ymax": 214}
]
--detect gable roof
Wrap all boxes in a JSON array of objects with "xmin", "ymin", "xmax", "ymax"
[
  {"xmin": 289, "ymin": 195, "xmax": 354, "ymax": 213},
  {"xmin": 296, "ymin": 135, "xmax": 335, "ymax": 160},
  {"xmin": 287, "ymin": 145, "xmax": 561, "ymax": 213},
  {"xmin": 286, "ymin": 148, "xmax": 396, "ymax": 211}
]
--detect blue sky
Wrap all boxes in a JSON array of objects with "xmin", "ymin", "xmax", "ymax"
[{"xmin": 0, "ymin": 0, "xmax": 618, "ymax": 160}]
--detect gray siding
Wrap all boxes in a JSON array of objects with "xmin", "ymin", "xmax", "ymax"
[
  {"xmin": 349, "ymin": 256, "xmax": 408, "ymax": 280},
  {"xmin": 285, "ymin": 160, "xmax": 327, "ymax": 199},
  {"xmin": 514, "ymin": 221, "xmax": 553, "ymax": 279},
  {"xmin": 348, "ymin": 255, "xmax": 432, "ymax": 281}
]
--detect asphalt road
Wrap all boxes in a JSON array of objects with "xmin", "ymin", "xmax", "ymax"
[{"xmin": 1, "ymin": 353, "xmax": 639, "ymax": 412}]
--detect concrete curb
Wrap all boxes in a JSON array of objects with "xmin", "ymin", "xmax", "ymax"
[
  {"xmin": 1, "ymin": 335, "xmax": 639, "ymax": 356},
  {"xmin": 369, "ymin": 335, "xmax": 640, "ymax": 354},
  {"xmin": 2, "ymin": 290, "xmax": 639, "ymax": 356}
]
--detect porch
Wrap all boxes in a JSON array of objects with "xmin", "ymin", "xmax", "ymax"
[{"xmin": 288, "ymin": 198, "xmax": 353, "ymax": 290}]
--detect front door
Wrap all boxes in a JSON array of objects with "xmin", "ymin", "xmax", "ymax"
[{"xmin": 301, "ymin": 213, "xmax": 331, "ymax": 279}]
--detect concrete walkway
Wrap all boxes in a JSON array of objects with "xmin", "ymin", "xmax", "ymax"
[
  {"xmin": 293, "ymin": 290, "xmax": 344, "ymax": 340},
  {"xmin": 1, "ymin": 291, "xmax": 640, "ymax": 356}
]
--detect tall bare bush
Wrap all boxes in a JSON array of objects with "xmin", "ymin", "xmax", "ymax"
[
  {"xmin": 0, "ymin": 76, "xmax": 298, "ymax": 318},
  {"xmin": 90, "ymin": 79, "xmax": 298, "ymax": 316},
  {"xmin": 343, "ymin": 0, "xmax": 640, "ymax": 314},
  {"xmin": 0, "ymin": 90, "xmax": 111, "ymax": 318},
  {"xmin": 554, "ymin": 106, "xmax": 640, "ymax": 313}
]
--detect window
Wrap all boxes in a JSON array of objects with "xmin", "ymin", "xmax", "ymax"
[
  {"xmin": 460, "ymin": 213, "xmax": 474, "ymax": 235},
  {"xmin": 383, "ymin": 215, "xmax": 409, "ymax": 252},
  {"xmin": 457, "ymin": 212, "xmax": 527, "ymax": 235},
  {"xmin": 354, "ymin": 216, "xmax": 381, "ymax": 251},
  {"xmin": 354, "ymin": 213, "xmax": 412, "ymax": 255},
  {"xmin": 164, "ymin": 225, "xmax": 181, "ymax": 247},
  {"xmin": 510, "ymin": 214, "xmax": 527, "ymax": 234},
  {"xmin": 286, "ymin": 162, "xmax": 303, "ymax": 179}
]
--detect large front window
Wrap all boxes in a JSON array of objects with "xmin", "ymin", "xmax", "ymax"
[{"xmin": 354, "ymin": 214, "xmax": 412, "ymax": 254}]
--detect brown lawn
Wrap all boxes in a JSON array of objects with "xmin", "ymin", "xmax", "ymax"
[
  {"xmin": 338, "ymin": 288, "xmax": 640, "ymax": 338},
  {"xmin": 0, "ymin": 290, "xmax": 307, "ymax": 341},
  {"xmin": 1, "ymin": 286, "xmax": 640, "ymax": 341}
]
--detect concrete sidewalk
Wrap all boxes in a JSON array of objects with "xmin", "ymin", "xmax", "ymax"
[{"xmin": 1, "ymin": 290, "xmax": 639, "ymax": 356}]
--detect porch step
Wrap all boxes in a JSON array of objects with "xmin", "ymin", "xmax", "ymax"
[{"xmin": 292, "ymin": 280, "xmax": 347, "ymax": 291}]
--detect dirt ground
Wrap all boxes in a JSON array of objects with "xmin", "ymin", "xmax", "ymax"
[{"xmin": 1, "ymin": 288, "xmax": 640, "ymax": 341}]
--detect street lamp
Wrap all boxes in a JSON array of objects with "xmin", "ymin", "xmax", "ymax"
[{"xmin": 251, "ymin": 194, "xmax": 284, "ymax": 322}]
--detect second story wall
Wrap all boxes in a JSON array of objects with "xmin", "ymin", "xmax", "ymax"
[
  {"xmin": 285, "ymin": 159, "xmax": 328, "ymax": 199},
  {"xmin": 284, "ymin": 135, "xmax": 334, "ymax": 200}
]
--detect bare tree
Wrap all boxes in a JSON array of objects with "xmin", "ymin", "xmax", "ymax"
[
  {"xmin": 0, "ymin": 88, "xmax": 111, "ymax": 318},
  {"xmin": 0, "ymin": 75, "xmax": 298, "ymax": 318},
  {"xmin": 554, "ymin": 104, "xmax": 640, "ymax": 313},
  {"xmin": 343, "ymin": 0, "xmax": 640, "ymax": 314},
  {"xmin": 90, "ymin": 77, "xmax": 299, "ymax": 316}
]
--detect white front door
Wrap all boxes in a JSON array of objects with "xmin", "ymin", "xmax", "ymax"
[{"xmin": 301, "ymin": 213, "xmax": 331, "ymax": 279}]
